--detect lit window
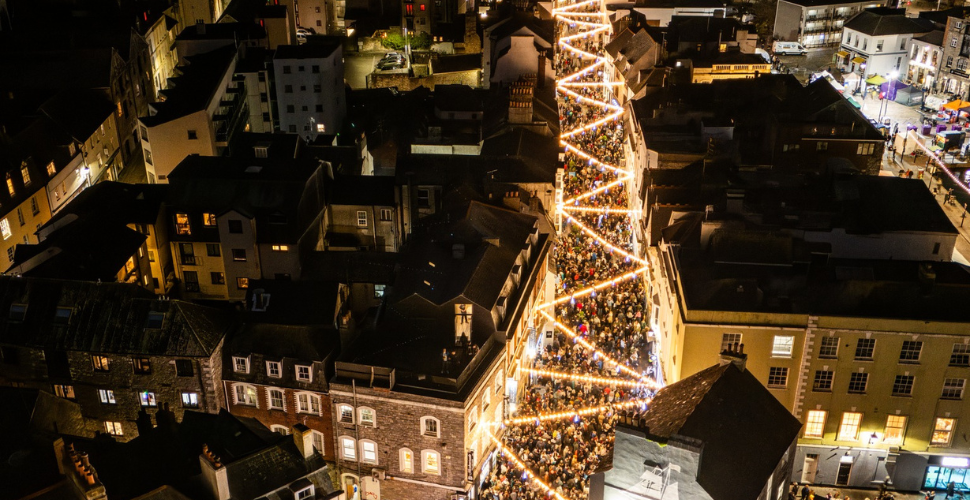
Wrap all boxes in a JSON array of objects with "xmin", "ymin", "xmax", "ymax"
[
  {"xmin": 174, "ymin": 213, "xmax": 191, "ymax": 235},
  {"xmin": 7, "ymin": 176, "xmax": 14, "ymax": 196},
  {"xmin": 838, "ymin": 412, "xmax": 863, "ymax": 441},
  {"xmin": 271, "ymin": 425, "xmax": 290, "ymax": 435},
  {"xmin": 422, "ymin": 416, "xmax": 440, "ymax": 437},
  {"xmin": 133, "ymin": 358, "xmax": 151, "ymax": 374},
  {"xmin": 233, "ymin": 356, "xmax": 250, "ymax": 373},
  {"xmin": 203, "ymin": 213, "xmax": 217, "ymax": 226},
  {"xmin": 296, "ymin": 365, "xmax": 312, "ymax": 382},
  {"xmin": 104, "ymin": 421, "xmax": 123, "ymax": 436},
  {"xmin": 884, "ymin": 415, "xmax": 907, "ymax": 445},
  {"xmin": 338, "ymin": 404, "xmax": 355, "ymax": 423},
  {"xmin": 495, "ymin": 370, "xmax": 503, "ymax": 395},
  {"xmin": 932, "ymin": 418, "xmax": 956, "ymax": 446},
  {"xmin": 237, "ymin": 277, "xmax": 250, "ymax": 289},
  {"xmin": 272, "ymin": 244, "xmax": 289, "ymax": 251},
  {"xmin": 269, "ymin": 389, "xmax": 285, "ymax": 409},
  {"xmin": 181, "ymin": 392, "xmax": 199, "ymax": 407},
  {"xmin": 819, "ymin": 336, "xmax": 839, "ymax": 358},
  {"xmin": 234, "ymin": 384, "xmax": 258, "ymax": 406},
  {"xmin": 297, "ymin": 393, "xmax": 321, "ymax": 414},
  {"xmin": 720, "ymin": 333, "xmax": 742, "ymax": 352},
  {"xmin": 54, "ymin": 384, "xmax": 75, "ymax": 399},
  {"xmin": 357, "ymin": 211, "xmax": 367, "ymax": 227},
  {"xmin": 92, "ymin": 355, "xmax": 110, "ymax": 372},
  {"xmin": 21, "ymin": 165, "xmax": 30, "ymax": 186},
  {"xmin": 267, "ymin": 361, "xmax": 281, "ymax": 377},
  {"xmin": 374, "ymin": 284, "xmax": 386, "ymax": 298},
  {"xmin": 400, "ymin": 448, "xmax": 414, "ymax": 473},
  {"xmin": 139, "ymin": 391, "xmax": 157, "ymax": 407},
  {"xmin": 99, "ymin": 389, "xmax": 116, "ymax": 404},
  {"xmin": 0, "ymin": 218, "xmax": 10, "ymax": 240},
  {"xmin": 359, "ymin": 407, "xmax": 376, "ymax": 427},
  {"xmin": 767, "ymin": 367, "xmax": 789, "ymax": 388},
  {"xmin": 340, "ymin": 436, "xmax": 357, "ymax": 460},
  {"xmin": 771, "ymin": 335, "xmax": 794, "ymax": 358},
  {"xmin": 422, "ymin": 450, "xmax": 441, "ymax": 474},
  {"xmin": 468, "ymin": 406, "xmax": 478, "ymax": 431},
  {"xmin": 855, "ymin": 338, "xmax": 875, "ymax": 360},
  {"xmin": 360, "ymin": 440, "xmax": 378, "ymax": 464},
  {"xmin": 47, "ymin": 162, "xmax": 56, "ymax": 177},
  {"xmin": 316, "ymin": 124, "xmax": 325, "ymax": 133}
]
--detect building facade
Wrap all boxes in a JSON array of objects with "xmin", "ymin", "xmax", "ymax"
[
  {"xmin": 838, "ymin": 8, "xmax": 933, "ymax": 82},
  {"xmin": 774, "ymin": 0, "xmax": 883, "ymax": 49},
  {"xmin": 273, "ymin": 40, "xmax": 346, "ymax": 140}
]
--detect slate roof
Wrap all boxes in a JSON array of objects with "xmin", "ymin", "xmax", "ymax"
[
  {"xmin": 844, "ymin": 8, "xmax": 936, "ymax": 36},
  {"xmin": 329, "ymin": 175, "xmax": 397, "ymax": 206},
  {"xmin": 779, "ymin": 0, "xmax": 876, "ymax": 7},
  {"xmin": 7, "ymin": 221, "xmax": 147, "ymax": 281},
  {"xmin": 38, "ymin": 182, "xmax": 168, "ymax": 231},
  {"xmin": 274, "ymin": 38, "xmax": 342, "ymax": 60},
  {"xmin": 38, "ymin": 88, "xmax": 116, "ymax": 143},
  {"xmin": 486, "ymin": 12, "xmax": 554, "ymax": 44},
  {"xmin": 300, "ymin": 251, "xmax": 399, "ymax": 283},
  {"xmin": 142, "ymin": 46, "xmax": 237, "ymax": 125},
  {"xmin": 243, "ymin": 280, "xmax": 342, "ymax": 326},
  {"xmin": 0, "ymin": 277, "xmax": 237, "ymax": 357},
  {"xmin": 634, "ymin": 363, "xmax": 802, "ymax": 500}
]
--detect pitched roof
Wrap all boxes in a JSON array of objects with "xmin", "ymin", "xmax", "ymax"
[
  {"xmin": 0, "ymin": 277, "xmax": 237, "ymax": 357},
  {"xmin": 329, "ymin": 175, "xmax": 396, "ymax": 206},
  {"xmin": 635, "ymin": 363, "xmax": 802, "ymax": 500},
  {"xmin": 274, "ymin": 38, "xmax": 343, "ymax": 60},
  {"xmin": 914, "ymin": 29, "xmax": 944, "ymax": 46},
  {"xmin": 844, "ymin": 8, "xmax": 936, "ymax": 36},
  {"xmin": 38, "ymin": 88, "xmax": 116, "ymax": 143},
  {"xmin": 142, "ymin": 46, "xmax": 237, "ymax": 125},
  {"xmin": 300, "ymin": 251, "xmax": 399, "ymax": 283}
]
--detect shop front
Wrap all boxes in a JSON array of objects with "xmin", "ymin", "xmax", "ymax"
[{"xmin": 924, "ymin": 456, "xmax": 970, "ymax": 491}]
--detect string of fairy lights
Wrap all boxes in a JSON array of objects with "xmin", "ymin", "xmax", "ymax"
[{"xmin": 488, "ymin": 1, "xmax": 663, "ymax": 498}]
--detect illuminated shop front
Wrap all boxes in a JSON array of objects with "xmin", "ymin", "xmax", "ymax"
[{"xmin": 925, "ymin": 456, "xmax": 970, "ymax": 490}]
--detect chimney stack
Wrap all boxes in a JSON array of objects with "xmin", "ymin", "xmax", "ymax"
[
  {"xmin": 719, "ymin": 341, "xmax": 747, "ymax": 371},
  {"xmin": 54, "ymin": 440, "xmax": 107, "ymax": 500},
  {"xmin": 199, "ymin": 444, "xmax": 230, "ymax": 500},
  {"xmin": 292, "ymin": 423, "xmax": 315, "ymax": 459}
]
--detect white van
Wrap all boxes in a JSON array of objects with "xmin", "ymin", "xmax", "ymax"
[{"xmin": 773, "ymin": 41, "xmax": 807, "ymax": 55}]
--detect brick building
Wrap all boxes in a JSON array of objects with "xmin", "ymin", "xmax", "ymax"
[
  {"xmin": 329, "ymin": 201, "xmax": 552, "ymax": 500},
  {"xmin": 0, "ymin": 277, "xmax": 237, "ymax": 440}
]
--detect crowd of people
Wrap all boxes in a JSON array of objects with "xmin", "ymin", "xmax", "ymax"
[{"xmin": 479, "ymin": 4, "xmax": 659, "ymax": 499}]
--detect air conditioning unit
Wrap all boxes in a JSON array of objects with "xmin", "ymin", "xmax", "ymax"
[{"xmin": 372, "ymin": 468, "xmax": 386, "ymax": 480}]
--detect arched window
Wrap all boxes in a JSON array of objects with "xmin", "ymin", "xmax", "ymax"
[
  {"xmin": 421, "ymin": 450, "xmax": 441, "ymax": 475},
  {"xmin": 358, "ymin": 406, "xmax": 376, "ymax": 427},
  {"xmin": 359, "ymin": 439, "xmax": 378, "ymax": 464},
  {"xmin": 233, "ymin": 383, "xmax": 258, "ymax": 406},
  {"xmin": 337, "ymin": 403, "xmax": 355, "ymax": 423},
  {"xmin": 270, "ymin": 424, "xmax": 289, "ymax": 435},
  {"xmin": 420, "ymin": 416, "xmax": 440, "ymax": 437},
  {"xmin": 340, "ymin": 474, "xmax": 360, "ymax": 500},
  {"xmin": 339, "ymin": 435, "xmax": 357, "ymax": 461},
  {"xmin": 399, "ymin": 448, "xmax": 414, "ymax": 473}
]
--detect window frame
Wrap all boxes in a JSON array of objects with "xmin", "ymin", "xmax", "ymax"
[
  {"xmin": 132, "ymin": 357, "xmax": 152, "ymax": 374},
  {"xmin": 720, "ymin": 333, "xmax": 742, "ymax": 353},
  {"xmin": 340, "ymin": 436, "xmax": 357, "ymax": 461},
  {"xmin": 854, "ymin": 338, "xmax": 875, "ymax": 360},
  {"xmin": 181, "ymin": 391, "xmax": 199, "ymax": 408},
  {"xmin": 233, "ymin": 356, "xmax": 250, "ymax": 374},
  {"xmin": 767, "ymin": 367, "xmax": 789, "ymax": 388},
  {"xmin": 139, "ymin": 390, "xmax": 158, "ymax": 407},
  {"xmin": 234, "ymin": 383, "xmax": 258, "ymax": 406},
  {"xmin": 104, "ymin": 421, "xmax": 123, "ymax": 436},
  {"xmin": 848, "ymin": 372, "xmax": 869, "ymax": 394},
  {"xmin": 421, "ymin": 416, "xmax": 440, "ymax": 437},
  {"xmin": 950, "ymin": 343, "xmax": 970, "ymax": 366},
  {"xmin": 92, "ymin": 355, "xmax": 110, "ymax": 372},
  {"xmin": 268, "ymin": 388, "xmax": 285, "ymax": 410},
  {"xmin": 942, "ymin": 378, "xmax": 966, "ymax": 400},
  {"xmin": 358, "ymin": 407, "xmax": 376, "ymax": 427},
  {"xmin": 359, "ymin": 439, "xmax": 378, "ymax": 464},
  {"xmin": 899, "ymin": 340, "xmax": 922, "ymax": 363},
  {"xmin": 771, "ymin": 335, "xmax": 795, "ymax": 358},
  {"xmin": 266, "ymin": 360, "xmax": 281, "ymax": 378},
  {"xmin": 338, "ymin": 404, "xmax": 355, "ymax": 424},
  {"xmin": 54, "ymin": 384, "xmax": 75, "ymax": 399},
  {"xmin": 884, "ymin": 415, "xmax": 907, "ymax": 445},
  {"xmin": 421, "ymin": 450, "xmax": 441, "ymax": 475},
  {"xmin": 295, "ymin": 364, "xmax": 313, "ymax": 382},
  {"xmin": 892, "ymin": 374, "xmax": 914, "ymax": 397},
  {"xmin": 818, "ymin": 336, "xmax": 839, "ymax": 358},
  {"xmin": 296, "ymin": 392, "xmax": 321, "ymax": 414},
  {"xmin": 813, "ymin": 370, "xmax": 834, "ymax": 392},
  {"xmin": 932, "ymin": 417, "xmax": 956, "ymax": 446},
  {"xmin": 838, "ymin": 412, "xmax": 863, "ymax": 441},
  {"xmin": 98, "ymin": 389, "xmax": 116, "ymax": 404},
  {"xmin": 356, "ymin": 211, "xmax": 368, "ymax": 227},
  {"xmin": 400, "ymin": 447, "xmax": 414, "ymax": 473}
]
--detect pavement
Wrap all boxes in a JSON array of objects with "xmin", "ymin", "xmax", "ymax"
[{"xmin": 797, "ymin": 485, "xmax": 928, "ymax": 500}]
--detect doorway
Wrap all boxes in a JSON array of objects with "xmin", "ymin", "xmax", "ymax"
[
  {"xmin": 837, "ymin": 463, "xmax": 853, "ymax": 486},
  {"xmin": 801, "ymin": 454, "xmax": 819, "ymax": 484}
]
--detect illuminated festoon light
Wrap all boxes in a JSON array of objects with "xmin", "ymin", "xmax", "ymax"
[{"xmin": 526, "ymin": 368, "xmax": 648, "ymax": 387}]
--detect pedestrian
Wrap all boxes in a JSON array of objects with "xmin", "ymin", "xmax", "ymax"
[
  {"xmin": 802, "ymin": 485, "xmax": 811, "ymax": 500},
  {"xmin": 947, "ymin": 481, "xmax": 955, "ymax": 499}
]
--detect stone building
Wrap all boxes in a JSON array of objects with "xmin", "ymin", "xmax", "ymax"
[
  {"xmin": 329, "ymin": 201, "xmax": 552, "ymax": 500},
  {"xmin": 0, "ymin": 277, "xmax": 237, "ymax": 441}
]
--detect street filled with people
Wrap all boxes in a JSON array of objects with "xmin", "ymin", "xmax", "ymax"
[{"xmin": 479, "ymin": 2, "xmax": 660, "ymax": 499}]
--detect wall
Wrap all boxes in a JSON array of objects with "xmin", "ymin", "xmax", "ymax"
[
  {"xmin": 0, "ymin": 191, "xmax": 53, "ymax": 270},
  {"xmin": 274, "ymin": 47, "xmax": 346, "ymax": 138},
  {"xmin": 141, "ymin": 111, "xmax": 216, "ymax": 183},
  {"xmin": 217, "ymin": 211, "xmax": 260, "ymax": 301},
  {"xmin": 773, "ymin": 1, "xmax": 803, "ymax": 41},
  {"xmin": 490, "ymin": 35, "xmax": 550, "ymax": 87}
]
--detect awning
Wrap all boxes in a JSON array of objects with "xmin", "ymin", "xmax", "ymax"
[
  {"xmin": 846, "ymin": 97, "xmax": 861, "ymax": 109},
  {"xmin": 836, "ymin": 51, "xmax": 849, "ymax": 57},
  {"xmin": 852, "ymin": 57, "xmax": 866, "ymax": 64},
  {"xmin": 865, "ymin": 75, "xmax": 888, "ymax": 85}
]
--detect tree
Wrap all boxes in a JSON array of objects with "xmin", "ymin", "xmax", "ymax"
[
  {"xmin": 748, "ymin": 0, "xmax": 777, "ymax": 42},
  {"xmin": 381, "ymin": 31, "xmax": 433, "ymax": 51}
]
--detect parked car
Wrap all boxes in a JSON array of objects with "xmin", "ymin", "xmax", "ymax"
[{"xmin": 772, "ymin": 41, "xmax": 807, "ymax": 56}]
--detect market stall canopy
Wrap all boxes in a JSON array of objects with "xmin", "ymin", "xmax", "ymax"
[
  {"xmin": 942, "ymin": 99, "xmax": 970, "ymax": 111},
  {"xmin": 851, "ymin": 57, "xmax": 866, "ymax": 64},
  {"xmin": 865, "ymin": 75, "xmax": 887, "ymax": 85},
  {"xmin": 836, "ymin": 51, "xmax": 849, "ymax": 57}
]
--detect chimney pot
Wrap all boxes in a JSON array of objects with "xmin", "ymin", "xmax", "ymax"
[
  {"xmin": 81, "ymin": 452, "xmax": 90, "ymax": 468},
  {"xmin": 85, "ymin": 472, "xmax": 95, "ymax": 486}
]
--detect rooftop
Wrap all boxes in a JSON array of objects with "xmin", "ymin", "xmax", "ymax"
[
  {"xmin": 274, "ymin": 38, "xmax": 343, "ymax": 60},
  {"xmin": 141, "ymin": 46, "xmax": 237, "ymax": 125},
  {"xmin": 38, "ymin": 88, "xmax": 116, "ymax": 143},
  {"xmin": 844, "ymin": 8, "xmax": 936, "ymax": 36}
]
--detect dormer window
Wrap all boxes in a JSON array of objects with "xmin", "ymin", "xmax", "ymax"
[
  {"xmin": 8, "ymin": 303, "xmax": 26, "ymax": 322},
  {"xmin": 146, "ymin": 311, "xmax": 164, "ymax": 329},
  {"xmin": 47, "ymin": 162, "xmax": 56, "ymax": 177},
  {"xmin": 54, "ymin": 307, "xmax": 72, "ymax": 324},
  {"xmin": 6, "ymin": 174, "xmax": 14, "ymax": 197},
  {"xmin": 266, "ymin": 360, "xmax": 281, "ymax": 378},
  {"xmin": 233, "ymin": 356, "xmax": 250, "ymax": 373},
  {"xmin": 296, "ymin": 364, "xmax": 312, "ymax": 382},
  {"xmin": 174, "ymin": 213, "xmax": 191, "ymax": 235},
  {"xmin": 203, "ymin": 213, "xmax": 217, "ymax": 227},
  {"xmin": 296, "ymin": 486, "xmax": 314, "ymax": 500},
  {"xmin": 21, "ymin": 165, "xmax": 30, "ymax": 187}
]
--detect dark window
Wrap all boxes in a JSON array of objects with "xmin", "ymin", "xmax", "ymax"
[
  {"xmin": 315, "ymin": 104, "xmax": 323, "ymax": 112},
  {"xmin": 260, "ymin": 93, "xmax": 268, "ymax": 102},
  {"xmin": 206, "ymin": 244, "xmax": 221, "ymax": 257},
  {"xmin": 847, "ymin": 373, "xmax": 868, "ymax": 394},
  {"xmin": 187, "ymin": 130, "xmax": 198, "ymax": 140},
  {"xmin": 899, "ymin": 341, "xmax": 922, "ymax": 363},
  {"xmin": 934, "ymin": 242, "xmax": 941, "ymax": 255},
  {"xmin": 312, "ymin": 65, "xmax": 320, "ymax": 73},
  {"xmin": 287, "ymin": 105, "xmax": 295, "ymax": 113},
  {"xmin": 176, "ymin": 359, "xmax": 194, "ymax": 376},
  {"xmin": 133, "ymin": 358, "xmax": 152, "ymax": 374},
  {"xmin": 285, "ymin": 85, "xmax": 293, "ymax": 93},
  {"xmin": 54, "ymin": 307, "xmax": 72, "ymax": 324},
  {"xmin": 892, "ymin": 375, "xmax": 914, "ymax": 396},
  {"xmin": 0, "ymin": 347, "xmax": 18, "ymax": 364},
  {"xmin": 313, "ymin": 84, "xmax": 321, "ymax": 92},
  {"xmin": 183, "ymin": 271, "xmax": 200, "ymax": 292},
  {"xmin": 283, "ymin": 66, "xmax": 292, "ymax": 74},
  {"xmin": 952, "ymin": 344, "xmax": 970, "ymax": 366},
  {"xmin": 417, "ymin": 189, "xmax": 431, "ymax": 209},
  {"xmin": 211, "ymin": 272, "xmax": 225, "ymax": 285},
  {"xmin": 179, "ymin": 242, "xmax": 196, "ymax": 265},
  {"xmin": 232, "ymin": 249, "xmax": 247, "ymax": 262},
  {"xmin": 854, "ymin": 339, "xmax": 875, "ymax": 360},
  {"xmin": 228, "ymin": 220, "xmax": 243, "ymax": 233},
  {"xmin": 275, "ymin": 273, "xmax": 292, "ymax": 280},
  {"xmin": 8, "ymin": 303, "xmax": 26, "ymax": 322},
  {"xmin": 813, "ymin": 370, "xmax": 833, "ymax": 392},
  {"xmin": 299, "ymin": 66, "xmax": 305, "ymax": 72}
]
